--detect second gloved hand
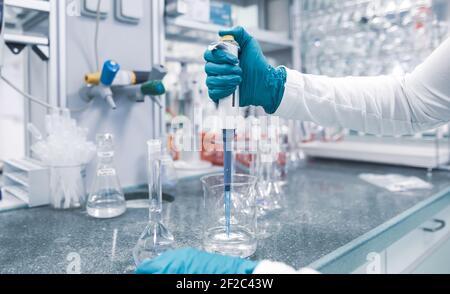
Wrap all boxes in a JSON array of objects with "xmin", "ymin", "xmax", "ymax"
[
  {"xmin": 204, "ymin": 26, "xmax": 287, "ymax": 114},
  {"xmin": 135, "ymin": 248, "xmax": 258, "ymax": 274}
]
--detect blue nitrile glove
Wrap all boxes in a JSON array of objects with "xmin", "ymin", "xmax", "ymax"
[
  {"xmin": 204, "ymin": 26, "xmax": 287, "ymax": 114},
  {"xmin": 135, "ymin": 248, "xmax": 258, "ymax": 274}
]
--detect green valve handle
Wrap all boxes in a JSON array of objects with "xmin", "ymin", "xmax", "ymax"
[{"xmin": 141, "ymin": 80, "xmax": 166, "ymax": 96}]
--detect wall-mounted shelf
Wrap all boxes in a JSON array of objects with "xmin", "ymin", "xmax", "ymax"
[
  {"xmin": 2, "ymin": 158, "xmax": 50, "ymax": 208},
  {"xmin": 2, "ymin": 0, "xmax": 50, "ymax": 57},
  {"xmin": 4, "ymin": 0, "xmax": 50, "ymax": 12},
  {"xmin": 4, "ymin": 0, "xmax": 49, "ymax": 29},
  {"xmin": 219, "ymin": 0, "xmax": 258, "ymax": 7},
  {"xmin": 4, "ymin": 33, "xmax": 48, "ymax": 46},
  {"xmin": 165, "ymin": 16, "xmax": 294, "ymax": 53}
]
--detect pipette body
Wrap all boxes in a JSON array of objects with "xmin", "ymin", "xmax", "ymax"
[{"xmin": 210, "ymin": 36, "xmax": 240, "ymax": 237}]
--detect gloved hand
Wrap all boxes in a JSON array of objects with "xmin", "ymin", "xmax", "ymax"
[
  {"xmin": 204, "ymin": 26, "xmax": 287, "ymax": 114},
  {"xmin": 135, "ymin": 248, "xmax": 258, "ymax": 274}
]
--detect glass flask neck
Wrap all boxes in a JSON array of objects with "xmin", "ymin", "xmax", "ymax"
[
  {"xmin": 97, "ymin": 149, "xmax": 115, "ymax": 166},
  {"xmin": 148, "ymin": 152, "xmax": 162, "ymax": 215}
]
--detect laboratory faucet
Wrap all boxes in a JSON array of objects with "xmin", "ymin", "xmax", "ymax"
[
  {"xmin": 80, "ymin": 60, "xmax": 121, "ymax": 109},
  {"xmin": 113, "ymin": 80, "xmax": 166, "ymax": 103},
  {"xmin": 112, "ymin": 65, "xmax": 168, "ymax": 105}
]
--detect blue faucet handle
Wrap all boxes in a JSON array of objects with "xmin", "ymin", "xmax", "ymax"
[{"xmin": 100, "ymin": 60, "xmax": 121, "ymax": 86}]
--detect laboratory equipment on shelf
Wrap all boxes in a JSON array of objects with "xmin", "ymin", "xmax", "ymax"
[
  {"xmin": 299, "ymin": 0, "xmax": 450, "ymax": 170},
  {"xmin": 201, "ymin": 174, "xmax": 257, "ymax": 258},
  {"xmin": 30, "ymin": 110, "xmax": 96, "ymax": 210},
  {"xmin": 302, "ymin": 0, "xmax": 444, "ymax": 77},
  {"xmin": 173, "ymin": 79, "xmax": 212, "ymax": 171},
  {"xmin": 133, "ymin": 140, "xmax": 175, "ymax": 265},
  {"xmin": 208, "ymin": 35, "xmax": 241, "ymax": 236},
  {"xmin": 80, "ymin": 60, "xmax": 121, "ymax": 109},
  {"xmin": 86, "ymin": 134, "xmax": 126, "ymax": 218}
]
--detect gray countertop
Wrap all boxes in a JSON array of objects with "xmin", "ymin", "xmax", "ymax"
[{"xmin": 1, "ymin": 159, "xmax": 450, "ymax": 274}]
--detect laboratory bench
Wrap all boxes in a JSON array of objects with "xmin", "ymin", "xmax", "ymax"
[{"xmin": 2, "ymin": 159, "xmax": 450, "ymax": 274}]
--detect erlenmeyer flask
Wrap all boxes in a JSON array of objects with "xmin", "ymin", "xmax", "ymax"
[
  {"xmin": 87, "ymin": 134, "xmax": 126, "ymax": 219},
  {"xmin": 249, "ymin": 118, "xmax": 283, "ymax": 217},
  {"xmin": 133, "ymin": 140, "xmax": 175, "ymax": 265},
  {"xmin": 256, "ymin": 153, "xmax": 283, "ymax": 214}
]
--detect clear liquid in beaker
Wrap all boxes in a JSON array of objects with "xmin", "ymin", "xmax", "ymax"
[
  {"xmin": 202, "ymin": 190, "xmax": 257, "ymax": 258},
  {"xmin": 86, "ymin": 189, "xmax": 126, "ymax": 218},
  {"xmin": 203, "ymin": 226, "xmax": 257, "ymax": 258},
  {"xmin": 87, "ymin": 134, "xmax": 127, "ymax": 219}
]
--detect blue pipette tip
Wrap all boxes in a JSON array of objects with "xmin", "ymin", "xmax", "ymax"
[{"xmin": 223, "ymin": 129, "xmax": 235, "ymax": 237}]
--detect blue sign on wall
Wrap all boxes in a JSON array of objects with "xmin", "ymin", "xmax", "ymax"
[{"xmin": 210, "ymin": 1, "xmax": 232, "ymax": 27}]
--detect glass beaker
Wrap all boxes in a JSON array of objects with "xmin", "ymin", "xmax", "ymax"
[
  {"xmin": 201, "ymin": 174, "xmax": 257, "ymax": 258},
  {"xmin": 86, "ymin": 134, "xmax": 126, "ymax": 219},
  {"xmin": 49, "ymin": 164, "xmax": 86, "ymax": 210}
]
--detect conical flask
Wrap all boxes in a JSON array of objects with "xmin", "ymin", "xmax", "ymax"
[
  {"xmin": 133, "ymin": 139, "xmax": 175, "ymax": 265},
  {"xmin": 255, "ymin": 153, "xmax": 283, "ymax": 214},
  {"xmin": 249, "ymin": 118, "xmax": 282, "ymax": 216},
  {"xmin": 87, "ymin": 134, "xmax": 126, "ymax": 219},
  {"xmin": 252, "ymin": 145, "xmax": 283, "ymax": 239}
]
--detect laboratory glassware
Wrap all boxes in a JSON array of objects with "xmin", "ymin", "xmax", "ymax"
[
  {"xmin": 255, "ymin": 151, "xmax": 283, "ymax": 214},
  {"xmin": 282, "ymin": 120, "xmax": 300, "ymax": 171},
  {"xmin": 254, "ymin": 152, "xmax": 284, "ymax": 240},
  {"xmin": 173, "ymin": 78, "xmax": 213, "ymax": 171},
  {"xmin": 86, "ymin": 134, "xmax": 126, "ymax": 219},
  {"xmin": 50, "ymin": 164, "xmax": 86, "ymax": 210},
  {"xmin": 256, "ymin": 118, "xmax": 284, "ymax": 215},
  {"xmin": 133, "ymin": 140, "xmax": 175, "ymax": 265},
  {"xmin": 302, "ymin": 0, "xmax": 439, "ymax": 77},
  {"xmin": 160, "ymin": 151, "xmax": 178, "ymax": 197},
  {"xmin": 29, "ymin": 109, "xmax": 95, "ymax": 210},
  {"xmin": 201, "ymin": 174, "xmax": 257, "ymax": 258},
  {"xmin": 248, "ymin": 117, "xmax": 283, "ymax": 215},
  {"xmin": 248, "ymin": 118, "xmax": 283, "ymax": 239},
  {"xmin": 288, "ymin": 120, "xmax": 309, "ymax": 169}
]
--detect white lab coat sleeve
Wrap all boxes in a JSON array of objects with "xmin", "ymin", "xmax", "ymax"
[
  {"xmin": 253, "ymin": 260, "xmax": 320, "ymax": 274},
  {"xmin": 274, "ymin": 37, "xmax": 450, "ymax": 136}
]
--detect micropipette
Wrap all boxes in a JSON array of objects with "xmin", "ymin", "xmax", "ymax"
[{"xmin": 209, "ymin": 35, "xmax": 240, "ymax": 237}]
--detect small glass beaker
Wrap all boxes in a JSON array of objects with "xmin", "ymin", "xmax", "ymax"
[
  {"xmin": 49, "ymin": 165, "xmax": 86, "ymax": 210},
  {"xmin": 201, "ymin": 174, "xmax": 257, "ymax": 258}
]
